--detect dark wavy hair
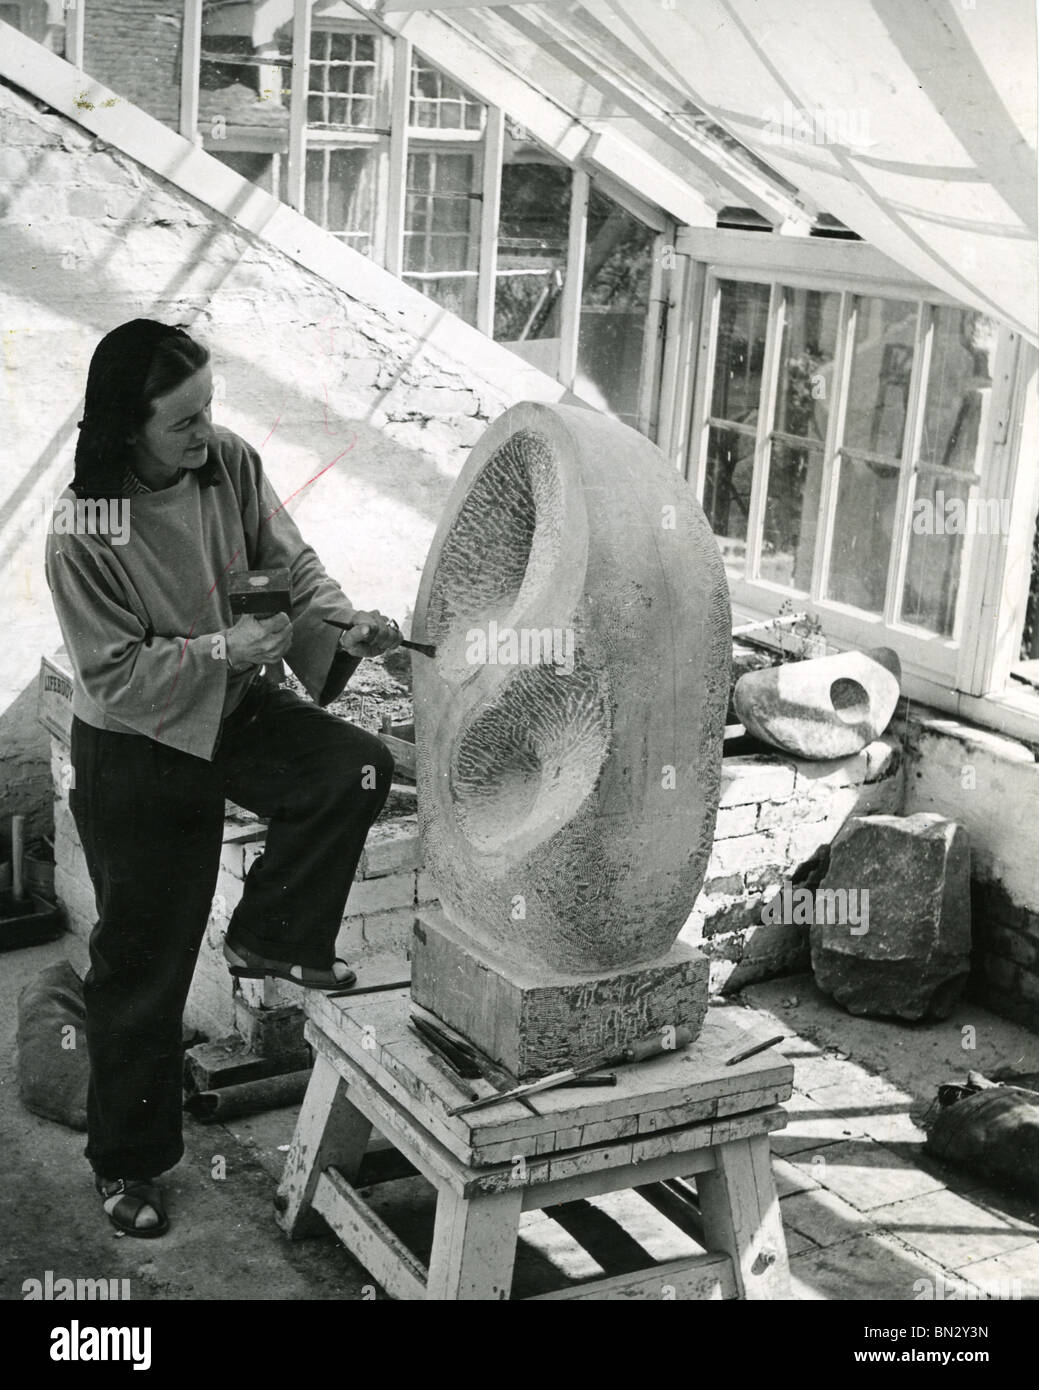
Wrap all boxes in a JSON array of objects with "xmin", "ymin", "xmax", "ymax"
[{"xmin": 72, "ymin": 320, "xmax": 219, "ymax": 499}]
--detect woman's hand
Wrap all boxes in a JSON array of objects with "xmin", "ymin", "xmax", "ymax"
[
  {"xmin": 225, "ymin": 613, "xmax": 294, "ymax": 669},
  {"xmin": 337, "ymin": 610, "xmax": 402, "ymax": 658}
]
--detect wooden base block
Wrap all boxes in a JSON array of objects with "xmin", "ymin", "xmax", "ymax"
[{"xmin": 411, "ymin": 909, "xmax": 709, "ymax": 1078}]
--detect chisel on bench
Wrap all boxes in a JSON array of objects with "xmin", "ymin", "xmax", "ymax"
[{"xmin": 448, "ymin": 1026, "xmax": 694, "ymax": 1117}]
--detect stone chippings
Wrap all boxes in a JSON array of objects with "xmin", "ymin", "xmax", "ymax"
[{"xmin": 810, "ymin": 812, "xmax": 972, "ymax": 1021}]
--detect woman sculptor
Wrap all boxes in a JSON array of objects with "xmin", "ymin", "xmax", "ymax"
[{"xmin": 45, "ymin": 319, "xmax": 401, "ymax": 1238}]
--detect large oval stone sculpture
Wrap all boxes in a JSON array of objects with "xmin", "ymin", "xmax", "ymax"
[{"xmin": 410, "ymin": 402, "xmax": 731, "ymax": 1077}]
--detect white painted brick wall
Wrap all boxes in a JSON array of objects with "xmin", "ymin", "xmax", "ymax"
[{"xmin": 49, "ymin": 729, "xmax": 907, "ymax": 1028}]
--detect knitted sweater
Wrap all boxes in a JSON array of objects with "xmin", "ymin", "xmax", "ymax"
[{"xmin": 45, "ymin": 427, "xmax": 359, "ymax": 761}]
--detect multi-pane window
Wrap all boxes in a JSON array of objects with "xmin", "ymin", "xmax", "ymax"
[
  {"xmin": 576, "ymin": 186, "xmax": 657, "ymax": 430},
  {"xmin": 827, "ymin": 297, "xmax": 917, "ymax": 615},
  {"xmin": 903, "ymin": 307, "xmax": 994, "ymax": 638},
  {"xmin": 409, "ymin": 58, "xmax": 483, "ymax": 130},
  {"xmin": 304, "ymin": 147, "xmax": 378, "ymax": 257},
  {"xmin": 704, "ymin": 281, "xmax": 769, "ymax": 567},
  {"xmin": 403, "ymin": 151, "xmax": 480, "ymax": 324},
  {"xmin": 308, "ymin": 29, "xmax": 376, "ymax": 128},
  {"xmin": 697, "ymin": 279, "xmax": 997, "ymax": 654},
  {"xmin": 762, "ymin": 289, "xmax": 839, "ymax": 590},
  {"xmin": 494, "ymin": 158, "xmax": 571, "ymax": 372}
]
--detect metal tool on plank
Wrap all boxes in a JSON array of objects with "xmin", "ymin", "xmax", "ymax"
[
  {"xmin": 411, "ymin": 1016, "xmax": 484, "ymax": 1079},
  {"xmin": 323, "ymin": 617, "xmax": 436, "ymax": 659},
  {"xmin": 448, "ymin": 1025, "xmax": 695, "ymax": 1117},
  {"xmin": 725, "ymin": 1034, "xmax": 786, "ymax": 1066},
  {"xmin": 408, "ymin": 1021, "xmax": 482, "ymax": 1101},
  {"xmin": 327, "ymin": 979, "xmax": 411, "ymax": 998}
]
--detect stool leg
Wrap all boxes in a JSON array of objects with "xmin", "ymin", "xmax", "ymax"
[
  {"xmin": 426, "ymin": 1186, "xmax": 524, "ymax": 1301},
  {"xmin": 277, "ymin": 1053, "xmax": 373, "ymax": 1239},
  {"xmin": 696, "ymin": 1133, "xmax": 790, "ymax": 1300}
]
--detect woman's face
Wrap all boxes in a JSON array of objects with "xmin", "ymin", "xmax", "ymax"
[{"xmin": 130, "ymin": 364, "xmax": 214, "ymax": 482}]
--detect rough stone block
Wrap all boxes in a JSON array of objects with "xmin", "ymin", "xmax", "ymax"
[
  {"xmin": 411, "ymin": 909, "xmax": 709, "ymax": 1079},
  {"xmin": 811, "ymin": 812, "xmax": 972, "ymax": 1020}
]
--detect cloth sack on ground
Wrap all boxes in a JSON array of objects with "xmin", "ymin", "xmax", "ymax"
[
  {"xmin": 16, "ymin": 959, "xmax": 89, "ymax": 1131},
  {"xmin": 925, "ymin": 1075, "xmax": 1039, "ymax": 1200}
]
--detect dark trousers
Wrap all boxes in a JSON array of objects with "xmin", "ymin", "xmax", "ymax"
[{"xmin": 69, "ymin": 681, "xmax": 394, "ymax": 1179}]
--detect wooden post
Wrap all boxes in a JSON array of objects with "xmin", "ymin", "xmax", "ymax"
[
  {"xmin": 476, "ymin": 104, "xmax": 503, "ymax": 338},
  {"xmin": 276, "ymin": 1053, "xmax": 372, "ymax": 1239},
  {"xmin": 64, "ymin": 0, "xmax": 85, "ymax": 71},
  {"xmin": 383, "ymin": 34, "xmax": 411, "ymax": 277},
  {"xmin": 179, "ymin": 0, "xmax": 202, "ymax": 142},
  {"xmin": 425, "ymin": 1186, "xmax": 523, "ymax": 1301},
  {"xmin": 558, "ymin": 166, "xmax": 589, "ymax": 391},
  {"xmin": 287, "ymin": 0, "xmax": 313, "ymax": 212},
  {"xmin": 696, "ymin": 1132, "xmax": 791, "ymax": 1300},
  {"xmin": 636, "ymin": 226, "xmax": 669, "ymax": 438}
]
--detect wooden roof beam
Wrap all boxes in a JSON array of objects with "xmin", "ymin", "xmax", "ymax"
[
  {"xmin": 350, "ymin": 0, "xmax": 717, "ymax": 224},
  {"xmin": 494, "ymin": 3, "xmax": 812, "ymax": 228}
]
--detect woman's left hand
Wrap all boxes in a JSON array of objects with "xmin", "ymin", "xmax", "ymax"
[{"xmin": 337, "ymin": 610, "xmax": 403, "ymax": 658}]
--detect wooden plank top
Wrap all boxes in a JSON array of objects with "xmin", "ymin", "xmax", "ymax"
[{"xmin": 306, "ymin": 990, "xmax": 793, "ymax": 1169}]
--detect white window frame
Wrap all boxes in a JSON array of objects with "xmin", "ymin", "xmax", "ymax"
[
  {"xmin": 401, "ymin": 141, "xmax": 485, "ymax": 327},
  {"xmin": 297, "ymin": 15, "xmax": 391, "ymax": 263},
  {"xmin": 675, "ymin": 229, "xmax": 1039, "ymax": 741}
]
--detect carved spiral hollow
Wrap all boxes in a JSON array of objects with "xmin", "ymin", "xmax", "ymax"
[{"xmin": 412, "ymin": 402, "xmax": 731, "ymax": 974}]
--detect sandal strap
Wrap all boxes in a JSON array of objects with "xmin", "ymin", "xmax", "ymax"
[{"xmin": 98, "ymin": 1178, "xmax": 166, "ymax": 1230}]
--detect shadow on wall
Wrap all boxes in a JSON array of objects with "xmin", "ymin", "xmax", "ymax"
[
  {"xmin": 0, "ymin": 141, "xmax": 471, "ymax": 572},
  {"xmin": 1, "ymin": 80, "xmax": 546, "ymax": 848}
]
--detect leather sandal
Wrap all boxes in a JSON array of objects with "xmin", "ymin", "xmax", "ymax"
[
  {"xmin": 96, "ymin": 1177, "xmax": 169, "ymax": 1238},
  {"xmin": 223, "ymin": 939, "xmax": 357, "ymax": 991}
]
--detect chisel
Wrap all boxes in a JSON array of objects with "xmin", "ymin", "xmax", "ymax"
[
  {"xmin": 448, "ymin": 1026, "xmax": 694, "ymax": 1117},
  {"xmin": 323, "ymin": 617, "xmax": 436, "ymax": 659}
]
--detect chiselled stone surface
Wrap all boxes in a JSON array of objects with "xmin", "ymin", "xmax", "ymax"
[
  {"xmin": 734, "ymin": 648, "xmax": 901, "ymax": 760},
  {"xmin": 410, "ymin": 402, "xmax": 730, "ymax": 1071},
  {"xmin": 413, "ymin": 909, "xmax": 709, "ymax": 1079},
  {"xmin": 811, "ymin": 812, "xmax": 972, "ymax": 1020}
]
